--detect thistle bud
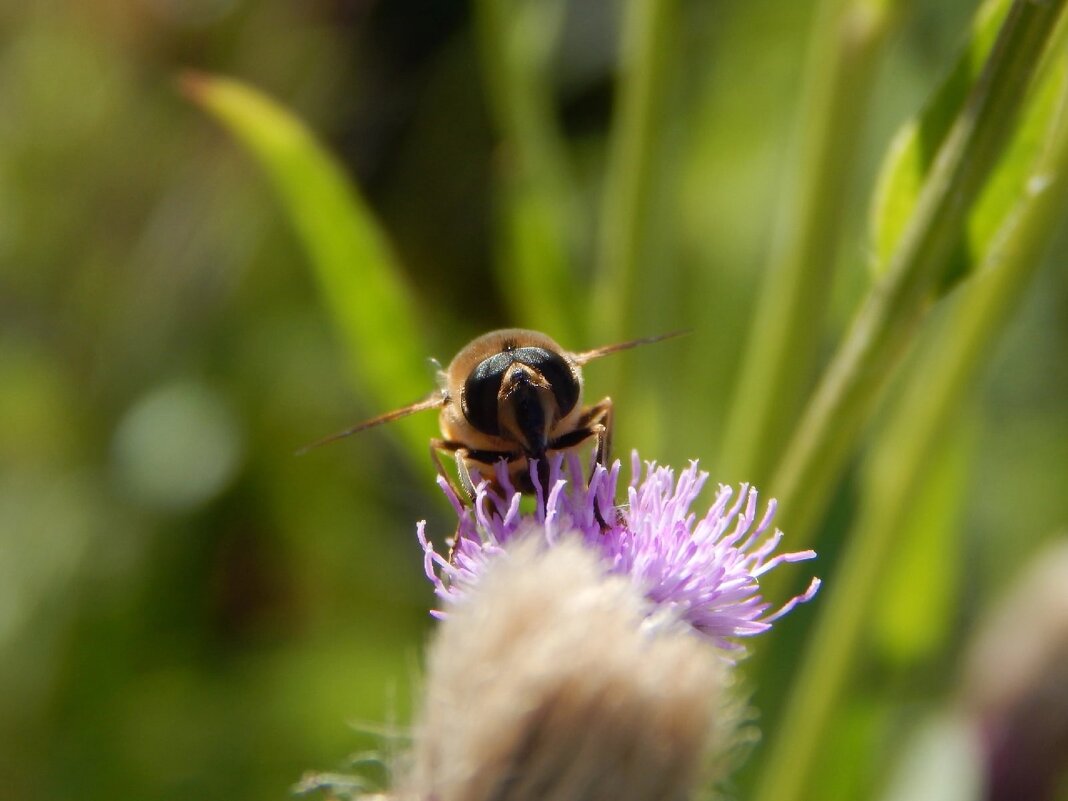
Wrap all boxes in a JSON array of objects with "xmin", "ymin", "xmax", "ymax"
[
  {"xmin": 405, "ymin": 539, "xmax": 728, "ymax": 801},
  {"xmin": 962, "ymin": 540, "xmax": 1068, "ymax": 801}
]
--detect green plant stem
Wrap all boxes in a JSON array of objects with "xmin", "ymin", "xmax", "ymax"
[
  {"xmin": 769, "ymin": 0, "xmax": 1067, "ymax": 550},
  {"xmin": 592, "ymin": 0, "xmax": 679, "ymax": 346},
  {"xmin": 474, "ymin": 0, "xmax": 581, "ymax": 341},
  {"xmin": 721, "ymin": 0, "xmax": 898, "ymax": 489},
  {"xmin": 753, "ymin": 59, "xmax": 1068, "ymax": 801}
]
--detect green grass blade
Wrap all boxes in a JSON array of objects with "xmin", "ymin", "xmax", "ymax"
[
  {"xmin": 869, "ymin": 0, "xmax": 1066, "ymax": 291},
  {"xmin": 720, "ymin": 0, "xmax": 899, "ymax": 488},
  {"xmin": 474, "ymin": 0, "xmax": 582, "ymax": 342},
  {"xmin": 768, "ymin": 0, "xmax": 1067, "ymax": 552},
  {"xmin": 754, "ymin": 44, "xmax": 1068, "ymax": 801},
  {"xmin": 868, "ymin": 412, "xmax": 970, "ymax": 666},
  {"xmin": 870, "ymin": 0, "xmax": 1009, "ymax": 274},
  {"xmin": 182, "ymin": 72, "xmax": 432, "ymax": 461},
  {"xmin": 592, "ymin": 0, "xmax": 680, "ymax": 346}
]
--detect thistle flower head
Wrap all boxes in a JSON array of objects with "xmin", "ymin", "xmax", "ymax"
[{"xmin": 418, "ymin": 452, "xmax": 820, "ymax": 654}]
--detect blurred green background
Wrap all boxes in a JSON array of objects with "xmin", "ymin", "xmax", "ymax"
[{"xmin": 2, "ymin": 1, "xmax": 1066, "ymax": 800}]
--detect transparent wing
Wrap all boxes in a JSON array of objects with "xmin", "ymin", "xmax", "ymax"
[
  {"xmin": 296, "ymin": 392, "xmax": 445, "ymax": 455},
  {"xmin": 570, "ymin": 330, "xmax": 689, "ymax": 365}
]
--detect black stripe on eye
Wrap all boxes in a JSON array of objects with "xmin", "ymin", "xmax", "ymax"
[
  {"xmin": 512, "ymin": 347, "xmax": 579, "ymax": 417},
  {"xmin": 461, "ymin": 351, "xmax": 513, "ymax": 435}
]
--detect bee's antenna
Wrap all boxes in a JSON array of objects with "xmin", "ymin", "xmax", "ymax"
[
  {"xmin": 571, "ymin": 330, "xmax": 690, "ymax": 365},
  {"xmin": 295, "ymin": 392, "xmax": 446, "ymax": 455}
]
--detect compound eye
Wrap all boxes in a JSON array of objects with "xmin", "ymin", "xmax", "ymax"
[
  {"xmin": 512, "ymin": 347, "xmax": 580, "ymax": 418},
  {"xmin": 461, "ymin": 351, "xmax": 513, "ymax": 435}
]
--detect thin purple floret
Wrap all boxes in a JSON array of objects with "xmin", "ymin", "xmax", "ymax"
[{"xmin": 417, "ymin": 452, "xmax": 820, "ymax": 653}]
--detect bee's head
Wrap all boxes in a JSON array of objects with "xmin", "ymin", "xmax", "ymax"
[{"xmin": 460, "ymin": 345, "xmax": 580, "ymax": 456}]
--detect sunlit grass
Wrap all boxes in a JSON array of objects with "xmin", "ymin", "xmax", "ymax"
[{"xmin": 5, "ymin": 1, "xmax": 1068, "ymax": 799}]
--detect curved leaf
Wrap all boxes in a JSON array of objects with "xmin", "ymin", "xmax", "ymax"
[
  {"xmin": 182, "ymin": 72, "xmax": 433, "ymax": 459},
  {"xmin": 869, "ymin": 0, "xmax": 1066, "ymax": 291}
]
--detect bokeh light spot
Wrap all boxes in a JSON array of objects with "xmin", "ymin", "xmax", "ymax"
[{"xmin": 111, "ymin": 380, "xmax": 243, "ymax": 511}]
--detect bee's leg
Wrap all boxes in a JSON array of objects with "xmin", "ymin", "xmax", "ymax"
[
  {"xmin": 429, "ymin": 440, "xmax": 467, "ymax": 501},
  {"xmin": 579, "ymin": 397, "xmax": 614, "ymax": 469},
  {"xmin": 452, "ymin": 447, "xmax": 480, "ymax": 504},
  {"xmin": 431, "ymin": 441, "xmax": 518, "ymax": 563},
  {"xmin": 550, "ymin": 398, "xmax": 615, "ymax": 529},
  {"xmin": 552, "ymin": 398, "xmax": 615, "ymax": 469},
  {"xmin": 586, "ymin": 399, "xmax": 617, "ymax": 531},
  {"xmin": 429, "ymin": 439, "xmax": 475, "ymax": 503},
  {"xmin": 430, "ymin": 439, "xmax": 477, "ymax": 564},
  {"xmin": 431, "ymin": 440, "xmax": 521, "ymax": 504}
]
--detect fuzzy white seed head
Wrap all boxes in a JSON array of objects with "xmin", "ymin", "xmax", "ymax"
[{"xmin": 404, "ymin": 537, "xmax": 729, "ymax": 801}]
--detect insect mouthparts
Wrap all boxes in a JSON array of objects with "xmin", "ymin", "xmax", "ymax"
[{"xmin": 500, "ymin": 368, "xmax": 550, "ymax": 455}]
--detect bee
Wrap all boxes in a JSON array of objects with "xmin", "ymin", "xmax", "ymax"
[{"xmin": 301, "ymin": 328, "xmax": 682, "ymax": 502}]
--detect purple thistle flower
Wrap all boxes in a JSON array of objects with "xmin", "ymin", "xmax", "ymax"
[{"xmin": 417, "ymin": 452, "xmax": 821, "ymax": 653}]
